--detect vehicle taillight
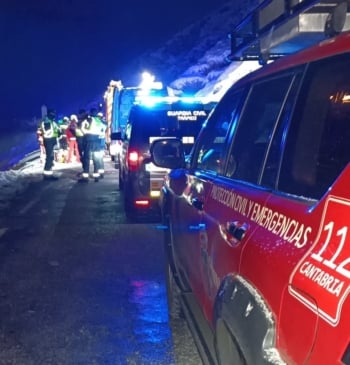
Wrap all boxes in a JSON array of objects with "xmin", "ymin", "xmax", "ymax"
[
  {"xmin": 134, "ymin": 199, "xmax": 150, "ymax": 207},
  {"xmin": 128, "ymin": 151, "xmax": 139, "ymax": 171}
]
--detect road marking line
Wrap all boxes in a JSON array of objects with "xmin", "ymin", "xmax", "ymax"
[
  {"xmin": 19, "ymin": 183, "xmax": 51, "ymax": 215},
  {"xmin": 19, "ymin": 198, "xmax": 40, "ymax": 215}
]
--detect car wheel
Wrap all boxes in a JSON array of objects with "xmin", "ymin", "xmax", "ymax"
[{"xmin": 215, "ymin": 318, "xmax": 246, "ymax": 365}]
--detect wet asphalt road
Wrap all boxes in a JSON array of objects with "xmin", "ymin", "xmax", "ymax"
[{"xmin": 0, "ymin": 158, "xmax": 202, "ymax": 365}]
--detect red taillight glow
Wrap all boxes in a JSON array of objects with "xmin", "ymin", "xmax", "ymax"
[
  {"xmin": 135, "ymin": 199, "xmax": 150, "ymax": 207},
  {"xmin": 128, "ymin": 151, "xmax": 138, "ymax": 162},
  {"xmin": 128, "ymin": 151, "xmax": 139, "ymax": 171}
]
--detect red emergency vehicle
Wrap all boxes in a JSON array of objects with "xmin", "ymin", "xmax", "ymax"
[{"xmin": 150, "ymin": 25, "xmax": 350, "ymax": 365}]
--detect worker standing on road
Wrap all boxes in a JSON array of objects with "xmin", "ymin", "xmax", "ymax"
[
  {"xmin": 79, "ymin": 108, "xmax": 105, "ymax": 182},
  {"xmin": 97, "ymin": 112, "xmax": 107, "ymax": 178},
  {"xmin": 36, "ymin": 109, "xmax": 61, "ymax": 180},
  {"xmin": 37, "ymin": 125, "xmax": 46, "ymax": 164},
  {"xmin": 66, "ymin": 114, "xmax": 80, "ymax": 163},
  {"xmin": 76, "ymin": 109, "xmax": 87, "ymax": 163}
]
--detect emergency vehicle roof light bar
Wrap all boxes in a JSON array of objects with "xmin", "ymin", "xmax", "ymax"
[
  {"xmin": 139, "ymin": 72, "xmax": 163, "ymax": 91},
  {"xmin": 134, "ymin": 95, "xmax": 216, "ymax": 107},
  {"xmin": 228, "ymin": 0, "xmax": 350, "ymax": 64}
]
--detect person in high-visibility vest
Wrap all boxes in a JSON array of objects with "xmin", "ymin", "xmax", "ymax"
[
  {"xmin": 36, "ymin": 109, "xmax": 61, "ymax": 179},
  {"xmin": 79, "ymin": 108, "xmax": 106, "ymax": 182},
  {"xmin": 76, "ymin": 109, "xmax": 87, "ymax": 162},
  {"xmin": 96, "ymin": 112, "xmax": 107, "ymax": 178}
]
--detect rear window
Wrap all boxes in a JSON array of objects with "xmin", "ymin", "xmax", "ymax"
[{"xmin": 129, "ymin": 104, "xmax": 214, "ymax": 153}]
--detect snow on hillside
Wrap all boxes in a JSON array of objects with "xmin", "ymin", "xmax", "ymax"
[
  {"xmin": 0, "ymin": 131, "xmax": 38, "ymax": 171},
  {"xmin": 135, "ymin": 0, "xmax": 261, "ymax": 97}
]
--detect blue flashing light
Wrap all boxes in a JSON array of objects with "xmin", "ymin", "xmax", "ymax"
[
  {"xmin": 135, "ymin": 94, "xmax": 212, "ymax": 108},
  {"xmin": 178, "ymin": 96, "xmax": 201, "ymax": 104}
]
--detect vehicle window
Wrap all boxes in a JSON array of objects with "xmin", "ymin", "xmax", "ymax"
[
  {"xmin": 227, "ymin": 75, "xmax": 294, "ymax": 183},
  {"xmin": 279, "ymin": 53, "xmax": 350, "ymax": 200},
  {"xmin": 124, "ymin": 123, "xmax": 132, "ymax": 141},
  {"xmin": 193, "ymin": 89, "xmax": 246, "ymax": 174},
  {"xmin": 130, "ymin": 106, "xmax": 211, "ymax": 154},
  {"xmin": 261, "ymin": 72, "xmax": 303, "ymax": 188}
]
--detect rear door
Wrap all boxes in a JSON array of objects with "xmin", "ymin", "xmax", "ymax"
[
  {"xmin": 165, "ymin": 102, "xmax": 216, "ymax": 155},
  {"xmin": 140, "ymin": 104, "xmax": 217, "ymax": 201},
  {"xmin": 129, "ymin": 109, "xmax": 169, "ymax": 200},
  {"xmin": 200, "ymin": 71, "xmax": 302, "ymax": 323},
  {"xmin": 269, "ymin": 54, "xmax": 350, "ymax": 364}
]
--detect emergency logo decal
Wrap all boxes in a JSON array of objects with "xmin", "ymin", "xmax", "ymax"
[
  {"xmin": 210, "ymin": 185, "xmax": 312, "ymax": 248},
  {"xmin": 289, "ymin": 196, "xmax": 350, "ymax": 326}
]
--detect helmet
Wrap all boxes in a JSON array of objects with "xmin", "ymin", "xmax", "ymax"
[
  {"xmin": 70, "ymin": 114, "xmax": 78, "ymax": 121},
  {"xmin": 78, "ymin": 109, "xmax": 88, "ymax": 121},
  {"xmin": 97, "ymin": 112, "xmax": 103, "ymax": 118},
  {"xmin": 47, "ymin": 109, "xmax": 56, "ymax": 119},
  {"xmin": 89, "ymin": 108, "xmax": 98, "ymax": 117}
]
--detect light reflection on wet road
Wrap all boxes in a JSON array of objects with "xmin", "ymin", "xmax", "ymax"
[
  {"xmin": 0, "ymin": 159, "xmax": 203, "ymax": 365},
  {"xmin": 129, "ymin": 280, "xmax": 174, "ymax": 363}
]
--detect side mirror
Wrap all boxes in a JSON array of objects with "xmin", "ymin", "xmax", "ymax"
[
  {"xmin": 150, "ymin": 138, "xmax": 185, "ymax": 169},
  {"xmin": 111, "ymin": 132, "xmax": 122, "ymax": 141}
]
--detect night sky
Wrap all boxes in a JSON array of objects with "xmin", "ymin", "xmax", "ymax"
[{"xmin": 1, "ymin": 0, "xmax": 227, "ymax": 122}]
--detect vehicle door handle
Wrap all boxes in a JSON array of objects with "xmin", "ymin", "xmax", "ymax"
[
  {"xmin": 191, "ymin": 197, "xmax": 204, "ymax": 211},
  {"xmin": 226, "ymin": 221, "xmax": 248, "ymax": 241}
]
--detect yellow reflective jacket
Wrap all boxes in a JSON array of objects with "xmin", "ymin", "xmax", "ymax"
[{"xmin": 37, "ymin": 117, "xmax": 61, "ymax": 139}]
